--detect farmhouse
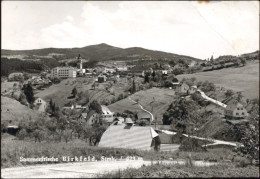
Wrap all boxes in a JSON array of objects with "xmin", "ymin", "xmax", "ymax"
[
  {"xmin": 113, "ymin": 117, "xmax": 125, "ymax": 125},
  {"xmin": 97, "ymin": 74, "xmax": 107, "ymax": 83},
  {"xmin": 189, "ymin": 85, "xmax": 198, "ymax": 94},
  {"xmin": 175, "ymin": 82, "xmax": 189, "ymax": 94},
  {"xmin": 138, "ymin": 112, "xmax": 152, "ymax": 123},
  {"xmin": 98, "ymin": 123, "xmax": 160, "ymax": 151},
  {"xmin": 225, "ymin": 100, "xmax": 248, "ymax": 120},
  {"xmin": 101, "ymin": 105, "xmax": 114, "ymax": 123},
  {"xmin": 84, "ymin": 110, "xmax": 100, "ymax": 126},
  {"xmin": 33, "ymin": 98, "xmax": 47, "ymax": 112}
]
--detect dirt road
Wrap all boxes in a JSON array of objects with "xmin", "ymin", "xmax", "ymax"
[
  {"xmin": 1, "ymin": 159, "xmax": 218, "ymax": 178},
  {"xmin": 1, "ymin": 160, "xmax": 153, "ymax": 178}
]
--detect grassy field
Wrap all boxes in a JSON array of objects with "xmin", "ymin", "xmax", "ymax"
[
  {"xmin": 99, "ymin": 162, "xmax": 259, "ymax": 178},
  {"xmin": 35, "ymin": 77, "xmax": 127, "ymax": 107},
  {"xmin": 108, "ymin": 87, "xmax": 175, "ymax": 123},
  {"xmin": 177, "ymin": 61, "xmax": 259, "ymax": 99},
  {"xmin": 1, "ymin": 133, "xmax": 243, "ymax": 169},
  {"xmin": 1, "ymin": 96, "xmax": 48, "ymax": 125}
]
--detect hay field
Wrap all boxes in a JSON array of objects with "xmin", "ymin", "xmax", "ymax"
[{"xmin": 177, "ymin": 61, "xmax": 259, "ymax": 99}]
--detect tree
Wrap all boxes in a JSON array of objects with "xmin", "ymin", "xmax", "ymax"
[
  {"xmin": 239, "ymin": 104, "xmax": 259, "ymax": 160},
  {"xmin": 92, "ymin": 82, "xmax": 96, "ymax": 90},
  {"xmin": 225, "ymin": 89, "xmax": 234, "ymax": 98},
  {"xmin": 144, "ymin": 73, "xmax": 150, "ymax": 83},
  {"xmin": 88, "ymin": 124, "xmax": 107, "ymax": 146},
  {"xmin": 237, "ymin": 92, "xmax": 243, "ymax": 102},
  {"xmin": 152, "ymin": 71, "xmax": 156, "ymax": 81},
  {"xmin": 71, "ymin": 87, "xmax": 78, "ymax": 97},
  {"xmin": 22, "ymin": 83, "xmax": 34, "ymax": 105},
  {"xmin": 131, "ymin": 79, "xmax": 136, "ymax": 94},
  {"xmin": 89, "ymin": 100, "xmax": 102, "ymax": 114},
  {"xmin": 241, "ymin": 58, "xmax": 246, "ymax": 66},
  {"xmin": 19, "ymin": 92, "xmax": 28, "ymax": 105}
]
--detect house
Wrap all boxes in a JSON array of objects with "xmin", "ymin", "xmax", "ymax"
[
  {"xmin": 97, "ymin": 74, "xmax": 107, "ymax": 83},
  {"xmin": 101, "ymin": 105, "xmax": 114, "ymax": 123},
  {"xmin": 78, "ymin": 112, "xmax": 88, "ymax": 123},
  {"xmin": 33, "ymin": 98, "xmax": 47, "ymax": 112},
  {"xmin": 225, "ymin": 100, "xmax": 248, "ymax": 120},
  {"xmin": 116, "ymin": 66, "xmax": 128, "ymax": 71},
  {"xmin": 189, "ymin": 85, "xmax": 198, "ymax": 94},
  {"xmin": 98, "ymin": 124, "xmax": 160, "ymax": 151},
  {"xmin": 113, "ymin": 117, "xmax": 125, "ymax": 125},
  {"xmin": 138, "ymin": 112, "xmax": 151, "ymax": 123},
  {"xmin": 85, "ymin": 110, "xmax": 100, "ymax": 126},
  {"xmin": 175, "ymin": 82, "xmax": 190, "ymax": 95},
  {"xmin": 161, "ymin": 70, "xmax": 168, "ymax": 76}
]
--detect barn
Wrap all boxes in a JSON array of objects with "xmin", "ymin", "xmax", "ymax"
[{"xmin": 98, "ymin": 122, "xmax": 160, "ymax": 151}]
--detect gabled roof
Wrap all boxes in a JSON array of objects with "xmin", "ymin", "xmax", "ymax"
[
  {"xmin": 125, "ymin": 118, "xmax": 134, "ymax": 124},
  {"xmin": 99, "ymin": 125, "xmax": 159, "ymax": 150},
  {"xmin": 101, "ymin": 105, "xmax": 113, "ymax": 115},
  {"xmin": 225, "ymin": 99, "xmax": 246, "ymax": 111},
  {"xmin": 138, "ymin": 112, "xmax": 151, "ymax": 119},
  {"xmin": 85, "ymin": 110, "xmax": 97, "ymax": 122},
  {"xmin": 80, "ymin": 113, "xmax": 88, "ymax": 118}
]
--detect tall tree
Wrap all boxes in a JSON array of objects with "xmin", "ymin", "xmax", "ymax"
[
  {"xmin": 71, "ymin": 87, "xmax": 78, "ymax": 97},
  {"xmin": 239, "ymin": 104, "xmax": 259, "ymax": 160},
  {"xmin": 22, "ymin": 83, "xmax": 34, "ymax": 105}
]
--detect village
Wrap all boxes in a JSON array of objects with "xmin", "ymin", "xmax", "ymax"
[
  {"xmin": 2, "ymin": 53, "xmax": 256, "ymax": 150},
  {"xmin": 1, "ymin": 1, "xmax": 259, "ymax": 177}
]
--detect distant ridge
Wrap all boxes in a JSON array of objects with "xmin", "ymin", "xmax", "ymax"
[{"xmin": 1, "ymin": 43, "xmax": 201, "ymax": 62}]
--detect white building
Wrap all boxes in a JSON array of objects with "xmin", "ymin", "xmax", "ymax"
[
  {"xmin": 101, "ymin": 105, "xmax": 114, "ymax": 123},
  {"xmin": 51, "ymin": 67, "xmax": 77, "ymax": 78},
  {"xmin": 33, "ymin": 98, "xmax": 47, "ymax": 112}
]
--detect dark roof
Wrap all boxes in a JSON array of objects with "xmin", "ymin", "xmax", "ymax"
[{"xmin": 85, "ymin": 110, "xmax": 97, "ymax": 121}]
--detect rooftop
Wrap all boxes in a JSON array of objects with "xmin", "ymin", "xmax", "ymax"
[{"xmin": 101, "ymin": 105, "xmax": 113, "ymax": 115}]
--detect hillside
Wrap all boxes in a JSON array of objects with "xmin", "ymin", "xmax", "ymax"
[
  {"xmin": 1, "ymin": 43, "xmax": 201, "ymax": 62},
  {"xmin": 108, "ymin": 87, "xmax": 175, "ymax": 123},
  {"xmin": 35, "ymin": 77, "xmax": 126, "ymax": 108},
  {"xmin": 1, "ymin": 96, "xmax": 48, "ymax": 125},
  {"xmin": 177, "ymin": 61, "xmax": 259, "ymax": 99}
]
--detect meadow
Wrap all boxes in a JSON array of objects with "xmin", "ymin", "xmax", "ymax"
[
  {"xmin": 1, "ymin": 133, "xmax": 243, "ymax": 169},
  {"xmin": 177, "ymin": 61, "xmax": 259, "ymax": 99}
]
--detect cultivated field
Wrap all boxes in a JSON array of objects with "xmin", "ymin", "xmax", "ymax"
[
  {"xmin": 177, "ymin": 61, "xmax": 259, "ymax": 99},
  {"xmin": 109, "ymin": 87, "xmax": 175, "ymax": 123}
]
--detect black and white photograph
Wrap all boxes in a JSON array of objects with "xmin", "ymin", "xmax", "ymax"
[{"xmin": 1, "ymin": 0, "xmax": 259, "ymax": 178}]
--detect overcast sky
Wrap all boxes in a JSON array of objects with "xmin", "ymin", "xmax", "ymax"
[{"xmin": 2, "ymin": 1, "xmax": 259, "ymax": 59}]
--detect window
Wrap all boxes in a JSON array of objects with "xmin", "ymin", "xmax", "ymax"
[
  {"xmin": 241, "ymin": 108, "xmax": 243, "ymax": 110},
  {"xmin": 236, "ymin": 113, "xmax": 239, "ymax": 116},
  {"xmin": 242, "ymin": 112, "xmax": 245, "ymax": 115},
  {"xmin": 237, "ymin": 108, "xmax": 240, "ymax": 110}
]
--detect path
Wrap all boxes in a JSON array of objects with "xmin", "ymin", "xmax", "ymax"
[
  {"xmin": 160, "ymin": 130, "xmax": 239, "ymax": 147},
  {"xmin": 128, "ymin": 97, "xmax": 154, "ymax": 122},
  {"xmin": 197, "ymin": 89, "xmax": 227, "ymax": 108},
  {"xmin": 1, "ymin": 159, "xmax": 218, "ymax": 178},
  {"xmin": 1, "ymin": 160, "xmax": 152, "ymax": 178}
]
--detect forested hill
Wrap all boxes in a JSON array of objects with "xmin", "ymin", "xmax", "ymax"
[{"xmin": 1, "ymin": 43, "xmax": 201, "ymax": 62}]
